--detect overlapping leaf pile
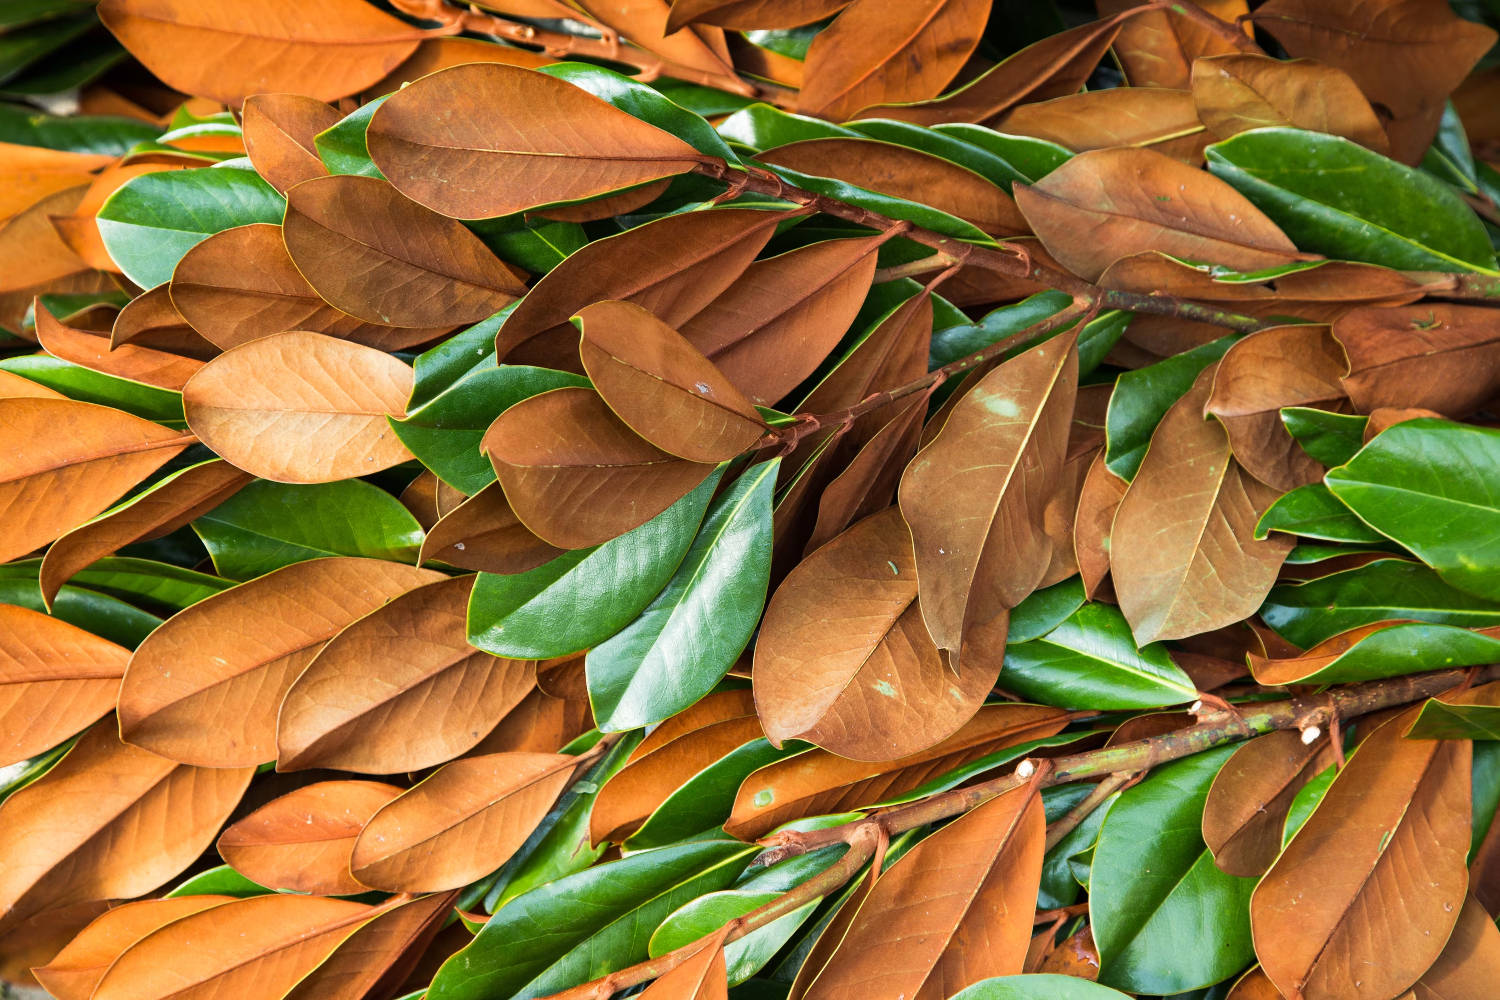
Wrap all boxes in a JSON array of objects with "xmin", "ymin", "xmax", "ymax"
[{"xmin": 4, "ymin": 0, "xmax": 1500, "ymax": 998}]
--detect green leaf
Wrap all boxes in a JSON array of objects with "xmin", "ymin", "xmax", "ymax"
[
  {"xmin": 872, "ymin": 731, "xmax": 1096, "ymax": 808},
  {"xmin": 467, "ymin": 215, "xmax": 588, "ymax": 275},
  {"xmin": 164, "ymin": 864, "xmax": 271, "ymax": 899},
  {"xmin": 1420, "ymin": 102, "xmax": 1478, "ymax": 193},
  {"xmin": 949, "ymin": 975, "xmax": 1132, "ymax": 999},
  {"xmin": 97, "ymin": 165, "xmax": 285, "ymax": 289},
  {"xmin": 1282, "ymin": 763, "xmax": 1336, "ymax": 846},
  {"xmin": 193, "ymin": 479, "xmax": 424, "ymax": 581},
  {"xmin": 930, "ymin": 124, "xmax": 1072, "ymax": 186},
  {"xmin": 1257, "ymin": 621, "xmax": 1500, "ymax": 685},
  {"xmin": 1471, "ymin": 742, "xmax": 1500, "ymax": 856},
  {"xmin": 1090, "ymin": 743, "xmax": 1256, "ymax": 994},
  {"xmin": 626, "ymin": 738, "xmax": 803, "ymax": 849},
  {"xmin": 0, "ymin": 567, "xmax": 161, "ymax": 648},
  {"xmin": 1000, "ymin": 602, "xmax": 1198, "ymax": 710},
  {"xmin": 315, "ymin": 96, "xmax": 387, "ymax": 178},
  {"xmin": 426, "ymin": 840, "xmax": 755, "ymax": 1000},
  {"xmin": 63, "ymin": 557, "xmax": 232, "ymax": 612},
  {"xmin": 1406, "ymin": 700, "xmax": 1500, "ymax": 740},
  {"xmin": 0, "ymin": 100, "xmax": 157, "ymax": 154},
  {"xmin": 1038, "ymin": 785, "xmax": 1115, "ymax": 910},
  {"xmin": 469, "ymin": 470, "xmax": 722, "ymax": 660},
  {"xmin": 717, "ymin": 103, "xmax": 859, "ymax": 151},
  {"xmin": 0, "ymin": 0, "xmax": 96, "ymax": 31},
  {"xmin": 409, "ymin": 306, "xmax": 511, "ymax": 409},
  {"xmin": 651, "ymin": 78, "xmax": 756, "ymax": 118},
  {"xmin": 1105, "ymin": 336, "xmax": 1237, "ymax": 481},
  {"xmin": 542, "ymin": 62, "xmax": 742, "ymax": 165},
  {"xmin": 1205, "ymin": 127, "xmax": 1499, "ymax": 273},
  {"xmin": 850, "ymin": 119, "xmax": 1045, "ymax": 191},
  {"xmin": 754, "ymin": 159, "xmax": 995, "ymax": 244},
  {"xmin": 0, "ymin": 737, "xmax": 74, "ymax": 807},
  {"xmin": 587, "ymin": 460, "xmax": 777, "ymax": 731},
  {"xmin": 1007, "ymin": 575, "xmax": 1087, "ymax": 644},
  {"xmin": 0, "ymin": 31, "xmax": 124, "ymax": 97},
  {"xmin": 393, "ymin": 365, "xmax": 589, "ymax": 495},
  {"xmin": 929, "ymin": 290, "xmax": 1072, "ymax": 368},
  {"xmin": 1325, "ymin": 419, "xmax": 1500, "ymax": 600},
  {"xmin": 0, "ymin": 15, "xmax": 91, "ymax": 87},
  {"xmin": 1261, "ymin": 559, "xmax": 1500, "ymax": 648},
  {"xmin": 0, "ymin": 355, "xmax": 185, "ymax": 424},
  {"xmin": 1280, "ymin": 407, "xmax": 1368, "ymax": 467},
  {"xmin": 1254, "ymin": 483, "xmax": 1388, "ymax": 544}
]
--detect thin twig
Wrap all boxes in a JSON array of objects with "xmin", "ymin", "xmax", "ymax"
[{"xmin": 1044, "ymin": 772, "xmax": 1133, "ymax": 852}]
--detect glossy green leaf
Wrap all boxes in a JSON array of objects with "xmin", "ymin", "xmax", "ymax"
[
  {"xmin": 850, "ymin": 119, "xmax": 1044, "ymax": 191},
  {"xmin": 754, "ymin": 159, "xmax": 994, "ymax": 244},
  {"xmin": 930, "ymin": 124, "xmax": 1072, "ymax": 186},
  {"xmin": 97, "ymin": 164, "xmax": 286, "ymax": 289},
  {"xmin": 409, "ymin": 306, "xmax": 511, "ymax": 409},
  {"xmin": 1000, "ymin": 603, "xmax": 1197, "ymax": 710},
  {"xmin": 1261, "ymin": 559, "xmax": 1500, "ymax": 647},
  {"xmin": 1038, "ymin": 784, "xmax": 1114, "ymax": 910},
  {"xmin": 1256, "ymin": 621, "xmax": 1500, "ymax": 685},
  {"xmin": 164, "ymin": 864, "xmax": 271, "ymax": 899},
  {"xmin": 0, "ymin": 31, "xmax": 124, "ymax": 97},
  {"xmin": 543, "ymin": 62, "xmax": 742, "ymax": 165},
  {"xmin": 0, "ymin": 100, "xmax": 156, "ymax": 154},
  {"xmin": 1105, "ymin": 336, "xmax": 1237, "ymax": 481},
  {"xmin": 1471, "ymin": 742, "xmax": 1500, "ymax": 856},
  {"xmin": 1406, "ymin": 700, "xmax": 1500, "ymax": 740},
  {"xmin": 0, "ymin": 15, "xmax": 91, "ymax": 86},
  {"xmin": 468, "ymin": 215, "xmax": 587, "ymax": 275},
  {"xmin": 1007, "ymin": 575, "xmax": 1087, "ymax": 644},
  {"xmin": 929, "ymin": 290, "xmax": 1071, "ymax": 368},
  {"xmin": 426, "ymin": 839, "xmax": 754, "ymax": 1000},
  {"xmin": 1254, "ymin": 483, "xmax": 1387, "ymax": 544},
  {"xmin": 717, "ymin": 103, "xmax": 858, "ymax": 151},
  {"xmin": 1282, "ymin": 763, "xmax": 1335, "ymax": 846},
  {"xmin": 193, "ymin": 479, "xmax": 424, "ymax": 581},
  {"xmin": 626, "ymin": 738, "xmax": 803, "ymax": 849},
  {"xmin": 0, "ymin": 355, "xmax": 184, "ymax": 424},
  {"xmin": 393, "ymin": 365, "xmax": 589, "ymax": 495},
  {"xmin": 587, "ymin": 460, "xmax": 777, "ymax": 731},
  {"xmin": 949, "ymin": 975, "xmax": 1132, "ymax": 999},
  {"xmin": 315, "ymin": 95, "xmax": 387, "ymax": 178},
  {"xmin": 1205, "ymin": 127, "xmax": 1499, "ymax": 273},
  {"xmin": 1326, "ymin": 419, "xmax": 1500, "ymax": 600},
  {"xmin": 1091, "ymin": 743, "xmax": 1256, "ymax": 994},
  {"xmin": 469, "ymin": 469, "xmax": 722, "ymax": 659},
  {"xmin": 62, "ymin": 556, "xmax": 231, "ymax": 611},
  {"xmin": 0, "ymin": 563, "xmax": 161, "ymax": 647},
  {"xmin": 1281, "ymin": 407, "xmax": 1368, "ymax": 467}
]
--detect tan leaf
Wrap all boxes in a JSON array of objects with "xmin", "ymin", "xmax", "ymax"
[
  {"xmin": 418, "ymin": 481, "xmax": 567, "ymax": 574},
  {"xmin": 50, "ymin": 164, "xmax": 180, "ymax": 275},
  {"xmin": 97, "ymin": 0, "xmax": 431, "ymax": 104},
  {"xmin": 351, "ymin": 751, "xmax": 579, "ymax": 892},
  {"xmin": 1201, "ymin": 729, "xmax": 1337, "ymax": 878},
  {"xmin": 1073, "ymin": 450, "xmax": 1127, "ymax": 599},
  {"xmin": 806, "ymin": 394, "xmax": 927, "ymax": 554},
  {"xmin": 666, "ymin": 0, "xmax": 850, "ymax": 31},
  {"xmin": 0, "ymin": 605, "xmax": 129, "ymax": 768},
  {"xmin": 0, "ymin": 397, "xmax": 194, "ymax": 563},
  {"xmin": 278, "ymin": 575, "xmax": 536, "ymax": 773},
  {"xmin": 367, "ymin": 63, "xmax": 706, "ymax": 219},
  {"xmin": 1111, "ymin": 367, "xmax": 1293, "ymax": 645},
  {"xmin": 0, "ymin": 185, "xmax": 90, "ymax": 294},
  {"xmin": 802, "ymin": 782, "xmax": 1044, "ymax": 1000},
  {"xmin": 1397, "ymin": 895, "xmax": 1500, "ymax": 1000},
  {"xmin": 1226, "ymin": 967, "xmax": 1284, "ymax": 999},
  {"xmin": 1333, "ymin": 303, "xmax": 1500, "ymax": 417},
  {"xmin": 111, "ymin": 283, "xmax": 218, "ymax": 356},
  {"xmin": 0, "ymin": 718, "xmax": 252, "ymax": 935},
  {"xmin": 182, "ymin": 330, "xmax": 415, "ymax": 483},
  {"xmin": 472, "ymin": 683, "xmax": 594, "ymax": 755},
  {"xmin": 756, "ymin": 507, "xmax": 995, "ymax": 761},
  {"xmin": 578, "ymin": 299, "xmax": 766, "ymax": 463},
  {"xmin": 283, "ymin": 890, "xmax": 459, "ymax": 1000},
  {"xmin": 0, "ymin": 370, "xmax": 63, "ymax": 398},
  {"xmin": 996, "ymin": 88, "xmax": 1209, "ymax": 163},
  {"xmin": 898, "ymin": 332, "xmax": 1079, "ymax": 672},
  {"xmin": 363, "ymin": 36, "xmax": 556, "ymax": 98},
  {"xmin": 118, "ymin": 557, "xmax": 442, "ymax": 767},
  {"xmin": 1252, "ymin": 705, "xmax": 1472, "ymax": 1000},
  {"xmin": 35, "ymin": 300, "xmax": 203, "ymax": 391},
  {"xmin": 797, "ymin": 0, "xmax": 988, "ymax": 121},
  {"xmin": 572, "ymin": 0, "xmax": 737, "ymax": 80},
  {"xmin": 1098, "ymin": 0, "xmax": 1248, "ymax": 89},
  {"xmin": 216, "ymin": 780, "xmax": 402, "ymax": 896},
  {"xmin": 483, "ymin": 385, "xmax": 715, "ymax": 549},
  {"xmin": 1013, "ymin": 147, "xmax": 1306, "ymax": 282},
  {"xmin": 1191, "ymin": 54, "xmax": 1390, "ymax": 152},
  {"xmin": 241, "ymin": 93, "xmax": 340, "ymax": 194},
  {"xmin": 169, "ymin": 223, "xmax": 449, "ymax": 351},
  {"xmin": 640, "ymin": 925, "xmax": 730, "ymax": 999}
]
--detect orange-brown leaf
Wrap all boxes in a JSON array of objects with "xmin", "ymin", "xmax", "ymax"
[
  {"xmin": 1333, "ymin": 303, "xmax": 1500, "ymax": 417},
  {"xmin": 111, "ymin": 284, "xmax": 218, "ymax": 356},
  {"xmin": 1191, "ymin": 54, "xmax": 1390, "ymax": 152},
  {"xmin": 1202, "ymin": 729, "xmax": 1337, "ymax": 877},
  {"xmin": 1073, "ymin": 451, "xmax": 1127, "ymax": 599},
  {"xmin": 1397, "ymin": 895, "xmax": 1500, "ymax": 1000},
  {"xmin": 667, "ymin": 0, "xmax": 849, "ymax": 30},
  {"xmin": 283, "ymin": 891, "xmax": 459, "ymax": 1000},
  {"xmin": 640, "ymin": 925, "xmax": 730, "ymax": 999},
  {"xmin": 997, "ymin": 87, "xmax": 1209, "ymax": 163},
  {"xmin": 418, "ymin": 481, "xmax": 566, "ymax": 574},
  {"xmin": 241, "ymin": 93, "xmax": 340, "ymax": 194},
  {"xmin": 0, "ymin": 185, "xmax": 91, "ymax": 294},
  {"xmin": 35, "ymin": 301, "xmax": 203, "ymax": 391},
  {"xmin": 1098, "ymin": 0, "xmax": 1248, "ymax": 89}
]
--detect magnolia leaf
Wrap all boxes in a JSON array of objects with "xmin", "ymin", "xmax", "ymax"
[{"xmin": 241, "ymin": 93, "xmax": 340, "ymax": 194}]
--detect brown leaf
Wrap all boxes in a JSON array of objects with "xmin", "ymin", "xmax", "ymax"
[
  {"xmin": 216, "ymin": 780, "xmax": 402, "ymax": 896},
  {"xmin": 111, "ymin": 284, "xmax": 218, "ymax": 357},
  {"xmin": 0, "ymin": 718, "xmax": 252, "ymax": 935},
  {"xmin": 797, "ymin": 289, "xmax": 933, "ymax": 428},
  {"xmin": 351, "ymin": 751, "xmax": 579, "ymax": 892},
  {"xmin": 758, "ymin": 139, "xmax": 1027, "ymax": 235},
  {"xmin": 1013, "ymin": 147, "xmax": 1305, "ymax": 282},
  {"xmin": 666, "ymin": 0, "xmax": 850, "ymax": 31},
  {"xmin": 182, "ymin": 330, "xmax": 415, "ymax": 483},
  {"xmin": 241, "ymin": 93, "xmax": 340, "ymax": 194},
  {"xmin": 51, "ymin": 164, "xmax": 181, "ymax": 275},
  {"xmin": 471, "ymin": 683, "xmax": 594, "ymax": 755},
  {"xmin": 802, "ymin": 782, "xmax": 1044, "ymax": 1000},
  {"xmin": 0, "ymin": 397, "xmax": 194, "ymax": 563},
  {"xmin": 0, "ymin": 605, "xmax": 129, "ymax": 769},
  {"xmin": 1397, "ymin": 895, "xmax": 1500, "ymax": 1000},
  {"xmin": 678, "ymin": 234, "xmax": 886, "ymax": 406},
  {"xmin": 1201, "ymin": 729, "xmax": 1337, "ymax": 878},
  {"xmin": 756, "ymin": 507, "xmax": 996, "ymax": 761},
  {"xmin": 89, "ymin": 893, "xmax": 376, "ymax": 1000},
  {"xmin": 169, "ymin": 223, "xmax": 449, "ymax": 351},
  {"xmin": 572, "ymin": 0, "xmax": 737, "ymax": 81},
  {"xmin": 577, "ymin": 299, "xmax": 766, "ymax": 463},
  {"xmin": 0, "ymin": 370, "xmax": 64, "ymax": 399},
  {"xmin": 35, "ymin": 301, "xmax": 204, "ymax": 391},
  {"xmin": 1205, "ymin": 324, "xmax": 1347, "ymax": 490},
  {"xmin": 363, "ymin": 36, "xmax": 556, "ymax": 98},
  {"xmin": 1098, "ymin": 0, "xmax": 1247, "ymax": 89},
  {"xmin": 797, "ymin": 0, "xmax": 988, "ymax": 121},
  {"xmin": 591, "ymin": 690, "xmax": 761, "ymax": 843},
  {"xmin": 640, "ymin": 925, "xmax": 730, "ymax": 999},
  {"xmin": 283, "ymin": 175, "xmax": 525, "ymax": 328},
  {"xmin": 0, "ymin": 146, "xmax": 104, "ymax": 226},
  {"xmin": 419, "ymin": 481, "xmax": 565, "ymax": 574},
  {"xmin": 807, "ymin": 394, "xmax": 927, "ymax": 554},
  {"xmin": 1073, "ymin": 451, "xmax": 1127, "ymax": 600},
  {"xmin": 484, "ymin": 385, "xmax": 716, "ymax": 549},
  {"xmin": 1191, "ymin": 54, "xmax": 1390, "ymax": 152},
  {"xmin": 1333, "ymin": 303, "xmax": 1500, "ymax": 417},
  {"xmin": 1363, "ymin": 406, "xmax": 1444, "ymax": 442},
  {"xmin": 118, "ymin": 557, "xmax": 442, "ymax": 767},
  {"xmin": 726, "ymin": 703, "xmax": 1068, "ymax": 839},
  {"xmin": 494, "ymin": 207, "xmax": 789, "ymax": 371},
  {"xmin": 278, "ymin": 575, "xmax": 536, "ymax": 773},
  {"xmin": 1037, "ymin": 924, "xmax": 1100, "ymax": 980},
  {"xmin": 1110, "ymin": 367, "xmax": 1293, "ymax": 644},
  {"xmin": 0, "ymin": 185, "xmax": 91, "ymax": 294},
  {"xmin": 33, "ymin": 897, "xmax": 235, "ymax": 1000},
  {"xmin": 97, "ymin": 0, "xmax": 431, "ymax": 104},
  {"xmin": 1226, "ymin": 967, "xmax": 1284, "ymax": 1000},
  {"xmin": 367, "ymin": 63, "xmax": 707, "ymax": 219},
  {"xmin": 0, "ymin": 901, "xmax": 110, "ymax": 989},
  {"xmin": 40, "ymin": 460, "xmax": 251, "ymax": 606},
  {"xmin": 283, "ymin": 891, "xmax": 458, "ymax": 1000},
  {"xmin": 1252, "ymin": 705, "xmax": 1471, "ymax": 1000},
  {"xmin": 998, "ymin": 88, "xmax": 1209, "ymax": 164},
  {"xmin": 898, "ymin": 332, "xmax": 1079, "ymax": 672}
]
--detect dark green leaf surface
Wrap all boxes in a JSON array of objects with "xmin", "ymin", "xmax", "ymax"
[
  {"xmin": 193, "ymin": 479, "xmax": 424, "ymax": 580},
  {"xmin": 1007, "ymin": 575, "xmax": 1087, "ymax": 644},
  {"xmin": 468, "ymin": 470, "xmax": 721, "ymax": 659},
  {"xmin": 626, "ymin": 738, "xmax": 803, "ymax": 849},
  {"xmin": 1254, "ymin": 483, "xmax": 1387, "ymax": 544},
  {"xmin": 0, "ymin": 100, "xmax": 156, "ymax": 153},
  {"xmin": 63, "ymin": 557, "xmax": 231, "ymax": 611},
  {"xmin": 315, "ymin": 96, "xmax": 387, "ymax": 178},
  {"xmin": 1325, "ymin": 419, "xmax": 1500, "ymax": 600},
  {"xmin": 0, "ymin": 355, "xmax": 184, "ymax": 424},
  {"xmin": 1091, "ymin": 743, "xmax": 1256, "ymax": 994},
  {"xmin": 1406, "ymin": 700, "xmax": 1500, "ymax": 740},
  {"xmin": 0, "ymin": 565, "xmax": 161, "ymax": 647},
  {"xmin": 950, "ymin": 975, "xmax": 1131, "ymax": 999},
  {"xmin": 717, "ymin": 103, "xmax": 859, "ymax": 151},
  {"xmin": 1280, "ymin": 407, "xmax": 1367, "ymax": 467},
  {"xmin": 543, "ymin": 62, "xmax": 742, "ymax": 164},
  {"xmin": 929, "ymin": 291, "xmax": 1071, "ymax": 369},
  {"xmin": 930, "ymin": 123, "xmax": 1072, "ymax": 186},
  {"xmin": 753, "ymin": 159, "xmax": 994, "ymax": 244},
  {"xmin": 1282, "ymin": 764, "xmax": 1335, "ymax": 846},
  {"xmin": 587, "ymin": 460, "xmax": 777, "ymax": 731},
  {"xmin": 409, "ymin": 307, "xmax": 511, "ymax": 409},
  {"xmin": 0, "ymin": 15, "xmax": 92, "ymax": 86},
  {"xmin": 164, "ymin": 864, "xmax": 271, "ymax": 899},
  {"xmin": 1205, "ymin": 127, "xmax": 1499, "ymax": 273},
  {"xmin": 468, "ymin": 215, "xmax": 587, "ymax": 275},
  {"xmin": 1105, "ymin": 336, "xmax": 1236, "ymax": 481},
  {"xmin": 850, "ymin": 119, "xmax": 1042, "ymax": 191},
  {"xmin": 1255, "ymin": 621, "xmax": 1500, "ymax": 685},
  {"xmin": 1038, "ymin": 785, "xmax": 1114, "ymax": 909}
]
